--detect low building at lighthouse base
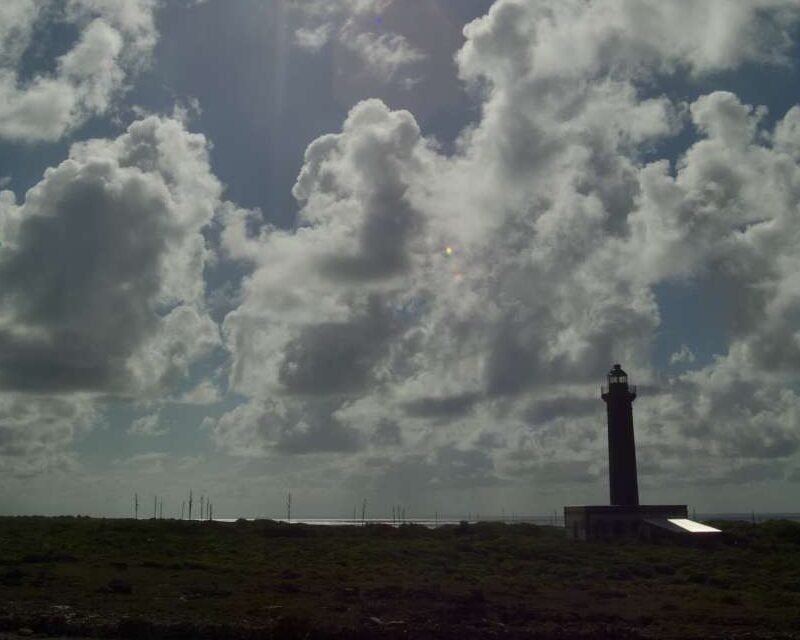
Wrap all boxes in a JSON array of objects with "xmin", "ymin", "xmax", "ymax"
[{"xmin": 563, "ymin": 504, "xmax": 720, "ymax": 542}]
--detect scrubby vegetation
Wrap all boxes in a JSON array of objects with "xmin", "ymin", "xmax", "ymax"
[{"xmin": 0, "ymin": 517, "xmax": 799, "ymax": 638}]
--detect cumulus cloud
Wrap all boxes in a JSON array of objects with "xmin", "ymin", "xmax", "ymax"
[
  {"xmin": 0, "ymin": 109, "xmax": 239, "ymax": 479},
  {"xmin": 211, "ymin": 397, "xmax": 362, "ymax": 456},
  {"xmin": 340, "ymin": 29, "xmax": 425, "ymax": 80},
  {"xmin": 215, "ymin": 97, "xmax": 452, "ymax": 459},
  {"xmin": 0, "ymin": 0, "xmax": 158, "ymax": 142},
  {"xmin": 626, "ymin": 89, "xmax": 800, "ymax": 479},
  {"xmin": 456, "ymin": 0, "xmax": 800, "ymax": 84},
  {"xmin": 0, "ymin": 1, "xmax": 41, "ymax": 68},
  {"xmin": 175, "ymin": 379, "xmax": 222, "ymax": 405},
  {"xmin": 0, "ymin": 115, "xmax": 222, "ymax": 394},
  {"xmin": 289, "ymin": 0, "xmax": 425, "ymax": 81},
  {"xmin": 669, "ymin": 345, "xmax": 696, "ymax": 366},
  {"xmin": 128, "ymin": 411, "xmax": 167, "ymax": 437},
  {"xmin": 294, "ymin": 24, "xmax": 333, "ymax": 53},
  {"xmin": 211, "ymin": 0, "xmax": 800, "ymax": 505},
  {"xmin": 222, "ymin": 99, "xmax": 435, "ymax": 389},
  {"xmin": 0, "ymin": 394, "xmax": 97, "ymax": 478}
]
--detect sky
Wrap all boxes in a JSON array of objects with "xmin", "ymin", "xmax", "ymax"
[{"xmin": 1, "ymin": 0, "xmax": 800, "ymax": 519}]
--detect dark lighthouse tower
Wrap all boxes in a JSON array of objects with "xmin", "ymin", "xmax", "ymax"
[
  {"xmin": 563, "ymin": 363, "xmax": 715, "ymax": 541},
  {"xmin": 601, "ymin": 364, "xmax": 639, "ymax": 506}
]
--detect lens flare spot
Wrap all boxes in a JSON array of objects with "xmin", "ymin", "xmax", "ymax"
[{"xmin": 444, "ymin": 246, "xmax": 454, "ymax": 257}]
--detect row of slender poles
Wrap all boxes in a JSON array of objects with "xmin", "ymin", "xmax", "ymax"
[
  {"xmin": 133, "ymin": 490, "xmax": 213, "ymax": 521},
  {"xmin": 132, "ymin": 491, "xmax": 605, "ymax": 525}
]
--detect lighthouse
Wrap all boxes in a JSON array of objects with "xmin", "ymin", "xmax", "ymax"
[
  {"xmin": 563, "ymin": 364, "xmax": 719, "ymax": 542},
  {"xmin": 602, "ymin": 364, "xmax": 639, "ymax": 506}
]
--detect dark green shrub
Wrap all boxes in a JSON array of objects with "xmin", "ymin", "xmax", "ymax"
[
  {"xmin": 0, "ymin": 566, "xmax": 25, "ymax": 586},
  {"xmin": 759, "ymin": 520, "xmax": 800, "ymax": 545}
]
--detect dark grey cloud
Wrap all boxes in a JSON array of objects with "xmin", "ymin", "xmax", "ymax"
[
  {"xmin": 652, "ymin": 373, "xmax": 800, "ymax": 462},
  {"xmin": 320, "ymin": 185, "xmax": 421, "ymax": 282},
  {"xmin": 484, "ymin": 322, "xmax": 544, "ymax": 397},
  {"xmin": 722, "ymin": 425, "xmax": 800, "ymax": 460},
  {"xmin": 275, "ymin": 401, "xmax": 362, "ymax": 454},
  {"xmin": 403, "ymin": 391, "xmax": 481, "ymax": 421},
  {"xmin": 524, "ymin": 397, "xmax": 598, "ymax": 425},
  {"xmin": 212, "ymin": 397, "xmax": 363, "ymax": 456},
  {"xmin": 0, "ymin": 393, "xmax": 96, "ymax": 477},
  {"xmin": 372, "ymin": 419, "xmax": 402, "ymax": 446},
  {"xmin": 474, "ymin": 430, "xmax": 505, "ymax": 450},
  {"xmin": 278, "ymin": 296, "xmax": 397, "ymax": 396},
  {"xmin": 483, "ymin": 313, "xmax": 642, "ymax": 398}
]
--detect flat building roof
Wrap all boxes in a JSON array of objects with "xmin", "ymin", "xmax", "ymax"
[
  {"xmin": 666, "ymin": 518, "xmax": 721, "ymax": 533},
  {"xmin": 643, "ymin": 518, "xmax": 721, "ymax": 534}
]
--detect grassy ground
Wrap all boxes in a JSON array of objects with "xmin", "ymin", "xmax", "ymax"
[{"xmin": 0, "ymin": 517, "xmax": 799, "ymax": 639}]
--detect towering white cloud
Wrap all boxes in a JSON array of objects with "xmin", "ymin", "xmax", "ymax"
[
  {"xmin": 0, "ymin": 111, "xmax": 231, "ymax": 479},
  {"xmin": 0, "ymin": 115, "xmax": 222, "ymax": 395},
  {"xmin": 215, "ymin": 0, "xmax": 800, "ymax": 504},
  {"xmin": 218, "ymin": 99, "xmax": 437, "ymax": 455},
  {"xmin": 629, "ymin": 91, "xmax": 800, "ymax": 480}
]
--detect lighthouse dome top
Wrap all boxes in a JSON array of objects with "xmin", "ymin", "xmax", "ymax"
[
  {"xmin": 601, "ymin": 364, "xmax": 636, "ymax": 398},
  {"xmin": 608, "ymin": 364, "xmax": 628, "ymax": 384}
]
